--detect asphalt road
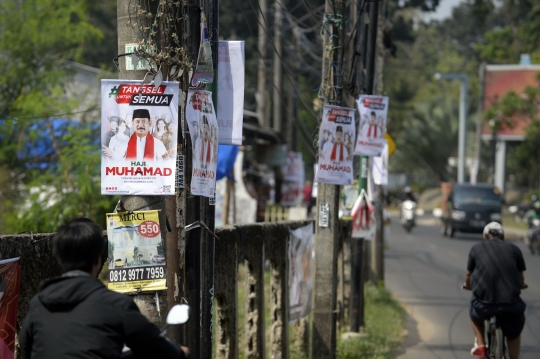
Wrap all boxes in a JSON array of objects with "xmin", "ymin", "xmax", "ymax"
[{"xmin": 386, "ymin": 216, "xmax": 540, "ymax": 359}]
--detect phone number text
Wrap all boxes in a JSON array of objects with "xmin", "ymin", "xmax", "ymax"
[{"xmin": 109, "ymin": 266, "xmax": 165, "ymax": 283}]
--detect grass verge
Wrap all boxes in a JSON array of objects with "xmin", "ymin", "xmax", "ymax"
[{"xmin": 338, "ymin": 283, "xmax": 405, "ymax": 359}]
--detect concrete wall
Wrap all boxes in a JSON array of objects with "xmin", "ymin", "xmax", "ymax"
[{"xmin": 2, "ymin": 220, "xmax": 317, "ymax": 359}]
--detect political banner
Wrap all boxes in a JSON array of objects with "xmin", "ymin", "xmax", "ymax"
[
  {"xmin": 101, "ymin": 80, "xmax": 179, "ymax": 196},
  {"xmin": 372, "ymin": 142, "xmax": 388, "ymax": 185},
  {"xmin": 186, "ymin": 89, "xmax": 219, "ymax": 198},
  {"xmin": 315, "ymin": 105, "xmax": 356, "ymax": 185},
  {"xmin": 281, "ymin": 152, "xmax": 304, "ymax": 206},
  {"xmin": 0, "ymin": 257, "xmax": 21, "ymax": 359},
  {"xmin": 217, "ymin": 41, "xmax": 245, "ymax": 145},
  {"xmin": 351, "ymin": 189, "xmax": 376, "ymax": 240},
  {"xmin": 289, "ymin": 223, "xmax": 314, "ymax": 323},
  {"xmin": 106, "ymin": 211, "xmax": 166, "ymax": 293},
  {"xmin": 354, "ymin": 95, "xmax": 389, "ymax": 156}
]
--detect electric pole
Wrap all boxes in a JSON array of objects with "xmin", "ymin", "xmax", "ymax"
[
  {"xmin": 257, "ymin": 0, "xmax": 269, "ymax": 127},
  {"xmin": 273, "ymin": 0, "xmax": 283, "ymax": 132},
  {"xmin": 311, "ymin": 0, "xmax": 346, "ymax": 357}
]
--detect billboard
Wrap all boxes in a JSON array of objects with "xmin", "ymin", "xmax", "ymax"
[{"xmin": 481, "ymin": 65, "xmax": 540, "ymax": 139}]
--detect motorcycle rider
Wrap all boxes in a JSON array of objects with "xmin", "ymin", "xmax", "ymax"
[
  {"xmin": 403, "ymin": 186, "xmax": 417, "ymax": 202},
  {"xmin": 19, "ymin": 218, "xmax": 189, "ymax": 359},
  {"xmin": 524, "ymin": 201, "xmax": 540, "ymax": 252}
]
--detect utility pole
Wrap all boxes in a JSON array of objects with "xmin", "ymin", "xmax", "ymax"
[
  {"xmin": 273, "ymin": 0, "xmax": 283, "ymax": 132},
  {"xmin": 349, "ymin": 0, "xmax": 379, "ymax": 332},
  {"xmin": 311, "ymin": 0, "xmax": 346, "ymax": 357},
  {"xmin": 257, "ymin": 0, "xmax": 269, "ymax": 127},
  {"xmin": 287, "ymin": 27, "xmax": 300, "ymax": 151},
  {"xmin": 116, "ymin": 0, "xmax": 171, "ymax": 330}
]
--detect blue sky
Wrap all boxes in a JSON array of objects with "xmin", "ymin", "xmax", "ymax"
[{"xmin": 424, "ymin": 0, "xmax": 465, "ymax": 21}]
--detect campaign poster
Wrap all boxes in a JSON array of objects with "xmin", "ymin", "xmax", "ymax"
[
  {"xmin": 101, "ymin": 80, "xmax": 179, "ymax": 196},
  {"xmin": 351, "ymin": 189, "xmax": 376, "ymax": 240},
  {"xmin": 372, "ymin": 142, "xmax": 388, "ymax": 185},
  {"xmin": 281, "ymin": 152, "xmax": 304, "ymax": 206},
  {"xmin": 354, "ymin": 95, "xmax": 389, "ymax": 156},
  {"xmin": 315, "ymin": 105, "xmax": 356, "ymax": 185},
  {"xmin": 289, "ymin": 223, "xmax": 314, "ymax": 323},
  {"xmin": 217, "ymin": 41, "xmax": 245, "ymax": 145},
  {"xmin": 106, "ymin": 211, "xmax": 166, "ymax": 293},
  {"xmin": 186, "ymin": 89, "xmax": 219, "ymax": 198},
  {"xmin": 0, "ymin": 258, "xmax": 21, "ymax": 359}
]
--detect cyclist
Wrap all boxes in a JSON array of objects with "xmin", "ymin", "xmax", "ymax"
[
  {"xmin": 463, "ymin": 222, "xmax": 527, "ymax": 359},
  {"xmin": 19, "ymin": 218, "xmax": 189, "ymax": 359}
]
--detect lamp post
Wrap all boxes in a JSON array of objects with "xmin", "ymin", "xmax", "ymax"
[{"xmin": 434, "ymin": 72, "xmax": 469, "ymax": 183}]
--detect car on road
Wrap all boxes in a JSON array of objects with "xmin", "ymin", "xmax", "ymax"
[
  {"xmin": 441, "ymin": 183, "xmax": 502, "ymax": 237},
  {"xmin": 114, "ymin": 258, "xmax": 125, "ymax": 268},
  {"xmin": 153, "ymin": 255, "xmax": 165, "ymax": 263}
]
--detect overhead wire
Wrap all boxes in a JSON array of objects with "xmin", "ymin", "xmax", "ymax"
[{"xmin": 237, "ymin": 0, "xmax": 318, "ymax": 157}]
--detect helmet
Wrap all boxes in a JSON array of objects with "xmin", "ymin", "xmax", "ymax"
[
  {"xmin": 534, "ymin": 201, "xmax": 540, "ymax": 210},
  {"xmin": 483, "ymin": 222, "xmax": 504, "ymax": 237},
  {"xmin": 404, "ymin": 186, "xmax": 412, "ymax": 193}
]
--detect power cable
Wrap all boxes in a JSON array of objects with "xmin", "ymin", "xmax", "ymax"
[{"xmin": 236, "ymin": 0, "xmax": 317, "ymax": 157}]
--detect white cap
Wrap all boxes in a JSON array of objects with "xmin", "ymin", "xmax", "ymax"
[{"xmin": 483, "ymin": 222, "xmax": 504, "ymax": 236}]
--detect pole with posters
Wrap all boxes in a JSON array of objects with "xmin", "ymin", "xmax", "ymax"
[{"xmin": 311, "ymin": 0, "xmax": 346, "ymax": 357}]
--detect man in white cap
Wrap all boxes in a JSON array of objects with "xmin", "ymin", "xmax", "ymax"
[{"xmin": 463, "ymin": 222, "xmax": 527, "ymax": 359}]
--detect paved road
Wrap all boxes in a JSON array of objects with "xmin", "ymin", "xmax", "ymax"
[{"xmin": 386, "ymin": 217, "xmax": 540, "ymax": 359}]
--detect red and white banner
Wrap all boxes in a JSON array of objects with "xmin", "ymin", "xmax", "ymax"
[
  {"xmin": 186, "ymin": 89, "xmax": 219, "ymax": 198},
  {"xmin": 351, "ymin": 190, "xmax": 376, "ymax": 240},
  {"xmin": 315, "ymin": 105, "xmax": 356, "ymax": 185},
  {"xmin": 354, "ymin": 95, "xmax": 389, "ymax": 156},
  {"xmin": 0, "ymin": 257, "xmax": 21, "ymax": 359},
  {"xmin": 101, "ymin": 80, "xmax": 179, "ymax": 195}
]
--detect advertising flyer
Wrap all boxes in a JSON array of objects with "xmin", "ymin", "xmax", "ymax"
[
  {"xmin": 0, "ymin": 257, "xmax": 21, "ymax": 359},
  {"xmin": 372, "ymin": 142, "xmax": 389, "ymax": 185},
  {"xmin": 354, "ymin": 95, "xmax": 389, "ymax": 156},
  {"xmin": 281, "ymin": 152, "xmax": 304, "ymax": 206},
  {"xmin": 186, "ymin": 89, "xmax": 219, "ymax": 198},
  {"xmin": 289, "ymin": 223, "xmax": 314, "ymax": 323},
  {"xmin": 217, "ymin": 41, "xmax": 245, "ymax": 145},
  {"xmin": 351, "ymin": 190, "xmax": 376, "ymax": 240},
  {"xmin": 101, "ymin": 80, "xmax": 179, "ymax": 196},
  {"xmin": 106, "ymin": 211, "xmax": 166, "ymax": 293},
  {"xmin": 315, "ymin": 105, "xmax": 356, "ymax": 185}
]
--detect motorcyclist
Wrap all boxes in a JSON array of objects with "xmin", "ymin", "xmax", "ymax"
[
  {"xmin": 404, "ymin": 186, "xmax": 417, "ymax": 203},
  {"xmin": 19, "ymin": 218, "xmax": 189, "ymax": 359},
  {"xmin": 524, "ymin": 201, "xmax": 540, "ymax": 252},
  {"xmin": 526, "ymin": 200, "xmax": 540, "ymax": 228}
]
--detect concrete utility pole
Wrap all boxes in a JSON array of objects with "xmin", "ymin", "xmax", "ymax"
[
  {"xmin": 116, "ymin": 0, "xmax": 172, "ymax": 330},
  {"xmin": 257, "ymin": 0, "xmax": 269, "ymax": 127},
  {"xmin": 116, "ymin": 1, "xmax": 217, "ymax": 355},
  {"xmin": 311, "ymin": 0, "xmax": 346, "ymax": 357},
  {"xmin": 273, "ymin": 0, "xmax": 283, "ymax": 132}
]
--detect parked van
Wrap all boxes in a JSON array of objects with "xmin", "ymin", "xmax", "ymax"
[{"xmin": 441, "ymin": 183, "xmax": 502, "ymax": 237}]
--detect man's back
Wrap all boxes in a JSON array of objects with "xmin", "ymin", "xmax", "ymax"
[
  {"xmin": 20, "ymin": 273, "xmax": 182, "ymax": 359},
  {"xmin": 467, "ymin": 239, "xmax": 526, "ymax": 304}
]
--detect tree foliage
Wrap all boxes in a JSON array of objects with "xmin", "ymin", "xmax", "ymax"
[{"xmin": 0, "ymin": 0, "xmax": 116, "ymax": 233}]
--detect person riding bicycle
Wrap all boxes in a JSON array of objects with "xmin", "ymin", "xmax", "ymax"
[
  {"xmin": 19, "ymin": 218, "xmax": 189, "ymax": 359},
  {"xmin": 463, "ymin": 222, "xmax": 527, "ymax": 359}
]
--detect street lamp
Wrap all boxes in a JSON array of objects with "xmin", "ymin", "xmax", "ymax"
[{"xmin": 434, "ymin": 72, "xmax": 469, "ymax": 183}]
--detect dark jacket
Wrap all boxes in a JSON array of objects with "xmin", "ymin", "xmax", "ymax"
[{"xmin": 19, "ymin": 272, "xmax": 184, "ymax": 359}]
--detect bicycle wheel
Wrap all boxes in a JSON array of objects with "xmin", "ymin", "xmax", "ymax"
[{"xmin": 494, "ymin": 327, "xmax": 505, "ymax": 359}]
